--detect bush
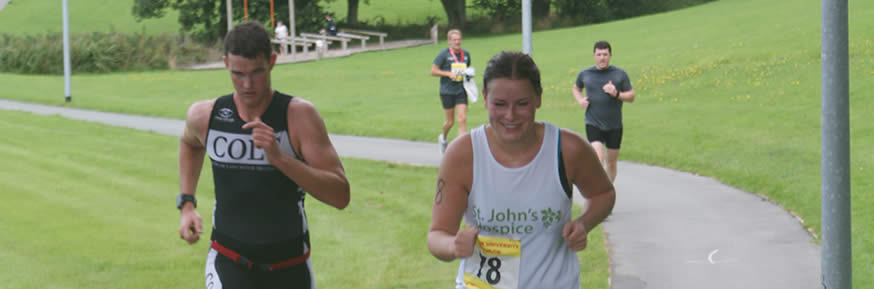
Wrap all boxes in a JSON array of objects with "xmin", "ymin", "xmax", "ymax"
[{"xmin": 0, "ymin": 31, "xmax": 218, "ymax": 74}]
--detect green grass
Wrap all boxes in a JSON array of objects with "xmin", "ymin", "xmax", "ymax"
[
  {"xmin": 324, "ymin": 0, "xmax": 447, "ymax": 24},
  {"xmin": 0, "ymin": 0, "xmax": 467, "ymax": 36},
  {"xmin": 0, "ymin": 0, "xmax": 181, "ymax": 35},
  {"xmin": 0, "ymin": 110, "xmax": 608, "ymax": 289},
  {"xmin": 322, "ymin": 0, "xmax": 491, "ymax": 25},
  {"xmin": 2, "ymin": 0, "xmax": 874, "ymax": 286}
]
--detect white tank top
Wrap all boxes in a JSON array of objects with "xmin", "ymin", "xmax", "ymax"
[{"xmin": 460, "ymin": 122, "xmax": 581, "ymax": 289}]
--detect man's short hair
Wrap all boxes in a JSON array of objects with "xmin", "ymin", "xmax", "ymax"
[
  {"xmin": 224, "ymin": 21, "xmax": 273, "ymax": 59},
  {"xmin": 593, "ymin": 41, "xmax": 612, "ymax": 53},
  {"xmin": 483, "ymin": 51, "xmax": 543, "ymax": 96},
  {"xmin": 447, "ymin": 29, "xmax": 462, "ymax": 39}
]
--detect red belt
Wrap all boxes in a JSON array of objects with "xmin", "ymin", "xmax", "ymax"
[{"xmin": 210, "ymin": 240, "xmax": 310, "ymax": 271}]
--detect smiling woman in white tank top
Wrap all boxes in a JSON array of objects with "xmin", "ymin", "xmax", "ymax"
[{"xmin": 427, "ymin": 51, "xmax": 616, "ymax": 289}]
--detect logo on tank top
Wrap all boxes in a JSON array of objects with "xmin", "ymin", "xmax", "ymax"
[
  {"xmin": 470, "ymin": 205, "xmax": 563, "ymax": 235},
  {"xmin": 206, "ymin": 129, "xmax": 295, "ymax": 166},
  {"xmin": 214, "ymin": 108, "xmax": 235, "ymax": 123}
]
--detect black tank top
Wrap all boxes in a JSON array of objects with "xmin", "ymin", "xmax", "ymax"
[{"xmin": 206, "ymin": 92, "xmax": 309, "ymax": 249}]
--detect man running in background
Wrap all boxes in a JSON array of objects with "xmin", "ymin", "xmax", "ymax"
[
  {"xmin": 572, "ymin": 40, "xmax": 635, "ymax": 182},
  {"xmin": 430, "ymin": 29, "xmax": 471, "ymax": 154}
]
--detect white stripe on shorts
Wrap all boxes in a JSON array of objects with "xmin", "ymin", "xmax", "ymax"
[{"xmin": 205, "ymin": 248, "xmax": 222, "ymax": 289}]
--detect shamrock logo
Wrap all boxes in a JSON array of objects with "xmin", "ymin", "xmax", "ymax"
[{"xmin": 540, "ymin": 208, "xmax": 561, "ymax": 228}]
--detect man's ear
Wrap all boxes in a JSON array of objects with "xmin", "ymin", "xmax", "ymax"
[
  {"xmin": 269, "ymin": 52, "xmax": 277, "ymax": 69},
  {"xmin": 223, "ymin": 55, "xmax": 229, "ymax": 69}
]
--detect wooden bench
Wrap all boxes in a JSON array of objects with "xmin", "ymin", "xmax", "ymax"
[
  {"xmin": 272, "ymin": 37, "xmax": 331, "ymax": 57},
  {"xmin": 299, "ymin": 32, "xmax": 352, "ymax": 51},
  {"xmin": 340, "ymin": 29, "xmax": 388, "ymax": 47},
  {"xmin": 336, "ymin": 32, "xmax": 370, "ymax": 49}
]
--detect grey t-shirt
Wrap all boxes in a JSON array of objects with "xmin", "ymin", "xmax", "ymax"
[
  {"xmin": 575, "ymin": 65, "xmax": 632, "ymax": 130},
  {"xmin": 433, "ymin": 48, "xmax": 471, "ymax": 96}
]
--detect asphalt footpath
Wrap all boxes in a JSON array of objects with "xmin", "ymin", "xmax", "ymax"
[{"xmin": 0, "ymin": 98, "xmax": 821, "ymax": 288}]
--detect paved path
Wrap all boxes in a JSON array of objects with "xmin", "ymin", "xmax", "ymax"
[
  {"xmin": 186, "ymin": 39, "xmax": 435, "ymax": 70},
  {"xmin": 0, "ymin": 99, "xmax": 821, "ymax": 288},
  {"xmin": 0, "ymin": 0, "xmax": 10, "ymax": 11}
]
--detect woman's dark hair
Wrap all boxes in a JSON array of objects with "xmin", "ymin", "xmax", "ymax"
[
  {"xmin": 482, "ymin": 51, "xmax": 543, "ymax": 96},
  {"xmin": 224, "ymin": 21, "xmax": 273, "ymax": 59}
]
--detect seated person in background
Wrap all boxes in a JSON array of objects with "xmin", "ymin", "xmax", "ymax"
[{"xmin": 320, "ymin": 14, "xmax": 338, "ymax": 36}]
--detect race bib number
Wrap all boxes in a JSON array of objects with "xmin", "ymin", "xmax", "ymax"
[
  {"xmin": 451, "ymin": 62, "xmax": 467, "ymax": 82},
  {"xmin": 461, "ymin": 235, "xmax": 520, "ymax": 289}
]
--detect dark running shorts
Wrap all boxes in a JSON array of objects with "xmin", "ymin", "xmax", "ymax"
[
  {"xmin": 440, "ymin": 93, "xmax": 468, "ymax": 109},
  {"xmin": 586, "ymin": 125, "xmax": 623, "ymax": 149},
  {"xmin": 205, "ymin": 248, "xmax": 314, "ymax": 289}
]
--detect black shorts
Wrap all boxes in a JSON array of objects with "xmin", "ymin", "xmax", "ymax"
[
  {"xmin": 205, "ymin": 231, "xmax": 314, "ymax": 289},
  {"xmin": 440, "ymin": 93, "xmax": 468, "ymax": 109},
  {"xmin": 586, "ymin": 125, "xmax": 623, "ymax": 149},
  {"xmin": 205, "ymin": 249, "xmax": 314, "ymax": 289}
]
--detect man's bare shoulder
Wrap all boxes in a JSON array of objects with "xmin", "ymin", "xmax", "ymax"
[
  {"xmin": 286, "ymin": 96, "xmax": 322, "ymax": 122},
  {"xmin": 186, "ymin": 99, "xmax": 216, "ymax": 121},
  {"xmin": 182, "ymin": 99, "xmax": 217, "ymax": 144}
]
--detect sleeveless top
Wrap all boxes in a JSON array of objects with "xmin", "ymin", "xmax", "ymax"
[
  {"xmin": 461, "ymin": 122, "xmax": 581, "ymax": 289},
  {"xmin": 206, "ymin": 92, "xmax": 309, "ymax": 248}
]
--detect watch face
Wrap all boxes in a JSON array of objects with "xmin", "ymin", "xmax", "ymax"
[{"xmin": 177, "ymin": 193, "xmax": 196, "ymax": 209}]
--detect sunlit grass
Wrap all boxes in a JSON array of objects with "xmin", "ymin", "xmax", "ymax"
[
  {"xmin": 2, "ymin": 0, "xmax": 873, "ymax": 286},
  {"xmin": 0, "ymin": 110, "xmax": 609, "ymax": 289}
]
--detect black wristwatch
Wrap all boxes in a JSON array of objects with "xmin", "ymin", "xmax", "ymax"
[{"xmin": 176, "ymin": 193, "xmax": 197, "ymax": 210}]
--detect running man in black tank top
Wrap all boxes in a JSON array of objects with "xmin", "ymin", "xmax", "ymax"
[{"xmin": 177, "ymin": 21, "xmax": 350, "ymax": 289}]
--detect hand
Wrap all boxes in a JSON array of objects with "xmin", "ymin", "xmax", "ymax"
[
  {"xmin": 242, "ymin": 116, "xmax": 280, "ymax": 161},
  {"xmin": 562, "ymin": 219, "xmax": 588, "ymax": 251},
  {"xmin": 602, "ymin": 81, "xmax": 617, "ymax": 97},
  {"xmin": 578, "ymin": 96, "xmax": 590, "ymax": 109},
  {"xmin": 453, "ymin": 226, "xmax": 479, "ymax": 258},
  {"xmin": 179, "ymin": 207, "xmax": 203, "ymax": 244}
]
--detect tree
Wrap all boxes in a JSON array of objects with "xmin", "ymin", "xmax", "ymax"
[
  {"xmin": 553, "ymin": 0, "xmax": 610, "ymax": 24},
  {"xmin": 346, "ymin": 0, "xmax": 360, "ymax": 25},
  {"xmin": 133, "ymin": 0, "xmax": 329, "ymax": 42},
  {"xmin": 472, "ymin": 0, "xmax": 519, "ymax": 21},
  {"xmin": 439, "ymin": 0, "xmax": 466, "ymax": 30},
  {"xmin": 532, "ymin": 0, "xmax": 550, "ymax": 18}
]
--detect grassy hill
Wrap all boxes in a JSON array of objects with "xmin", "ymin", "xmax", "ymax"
[
  {"xmin": 323, "ymin": 0, "xmax": 449, "ymax": 25},
  {"xmin": 0, "ymin": 0, "xmax": 455, "ymax": 36},
  {"xmin": 0, "ymin": 0, "xmax": 872, "ymax": 286},
  {"xmin": 0, "ymin": 0, "xmax": 180, "ymax": 35},
  {"xmin": 0, "ymin": 0, "xmax": 476, "ymax": 37},
  {"xmin": 0, "ymin": 109, "xmax": 609, "ymax": 289}
]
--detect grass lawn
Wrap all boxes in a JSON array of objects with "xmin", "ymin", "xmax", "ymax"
[
  {"xmin": 322, "ymin": 0, "xmax": 492, "ymax": 25},
  {"xmin": 323, "ymin": 0, "xmax": 448, "ymax": 25},
  {"xmin": 0, "ymin": 0, "xmax": 464, "ymax": 37},
  {"xmin": 0, "ymin": 0, "xmax": 180, "ymax": 35},
  {"xmin": 2, "ymin": 0, "xmax": 873, "ymax": 286},
  {"xmin": 0, "ymin": 110, "xmax": 608, "ymax": 288}
]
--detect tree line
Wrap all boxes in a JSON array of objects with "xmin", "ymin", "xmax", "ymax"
[{"xmin": 133, "ymin": 0, "xmax": 716, "ymax": 41}]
